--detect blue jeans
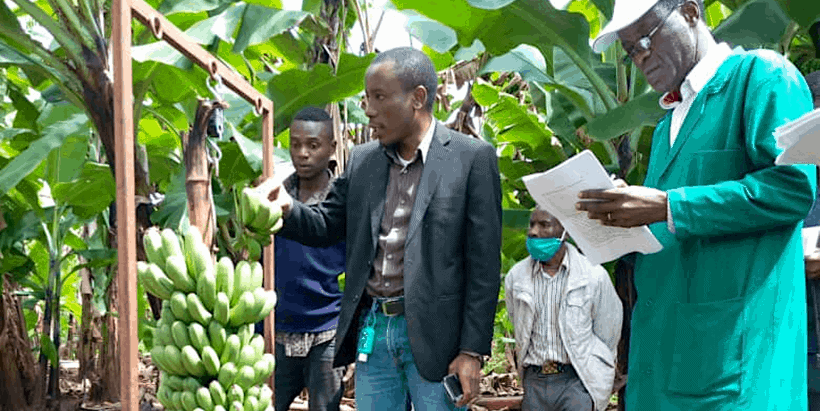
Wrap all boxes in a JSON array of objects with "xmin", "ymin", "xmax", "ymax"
[{"xmin": 355, "ymin": 307, "xmax": 466, "ymax": 411}]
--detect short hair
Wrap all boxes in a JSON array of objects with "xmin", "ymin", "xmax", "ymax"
[
  {"xmin": 293, "ymin": 106, "xmax": 332, "ymax": 122},
  {"xmin": 805, "ymin": 71, "xmax": 820, "ymax": 106},
  {"xmin": 292, "ymin": 106, "xmax": 333, "ymax": 142},
  {"xmin": 656, "ymin": 0, "xmax": 705, "ymax": 19},
  {"xmin": 370, "ymin": 47, "xmax": 438, "ymax": 112}
]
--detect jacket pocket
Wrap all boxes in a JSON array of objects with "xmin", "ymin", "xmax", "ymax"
[
  {"xmin": 666, "ymin": 297, "xmax": 744, "ymax": 396},
  {"xmin": 564, "ymin": 288, "xmax": 593, "ymax": 354}
]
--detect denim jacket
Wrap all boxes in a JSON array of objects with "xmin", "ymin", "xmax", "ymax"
[{"xmin": 505, "ymin": 244, "xmax": 623, "ymax": 411}]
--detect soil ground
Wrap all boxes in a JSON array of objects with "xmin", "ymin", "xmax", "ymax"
[{"xmin": 56, "ymin": 356, "xmax": 616, "ymax": 411}]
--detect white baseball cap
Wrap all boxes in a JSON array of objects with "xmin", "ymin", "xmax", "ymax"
[{"xmin": 592, "ymin": 0, "xmax": 661, "ymax": 53}]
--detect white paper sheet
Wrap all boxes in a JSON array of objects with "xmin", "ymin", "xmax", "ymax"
[
  {"xmin": 522, "ymin": 150, "xmax": 663, "ymax": 265},
  {"xmin": 803, "ymin": 226, "xmax": 820, "ymax": 257},
  {"xmin": 773, "ymin": 108, "xmax": 820, "ymax": 166}
]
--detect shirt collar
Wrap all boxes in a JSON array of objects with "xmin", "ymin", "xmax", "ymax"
[
  {"xmin": 533, "ymin": 247, "xmax": 569, "ymax": 279},
  {"xmin": 386, "ymin": 119, "xmax": 436, "ymax": 165},
  {"xmin": 416, "ymin": 119, "xmax": 435, "ymax": 163},
  {"xmin": 659, "ymin": 42, "xmax": 733, "ymax": 110},
  {"xmin": 283, "ymin": 169, "xmax": 335, "ymax": 204}
]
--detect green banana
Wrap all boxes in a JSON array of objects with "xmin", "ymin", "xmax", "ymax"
[
  {"xmin": 234, "ymin": 366, "xmax": 256, "ymax": 390},
  {"xmin": 181, "ymin": 345, "xmax": 206, "ymax": 377},
  {"xmin": 197, "ymin": 265, "xmax": 217, "ymax": 312},
  {"xmin": 188, "ymin": 322, "xmax": 209, "ymax": 352},
  {"xmin": 249, "ymin": 334, "xmax": 265, "ymax": 359},
  {"xmin": 252, "ymin": 289, "xmax": 276, "ymax": 323},
  {"xmin": 218, "ymin": 362, "xmax": 238, "ymax": 388},
  {"xmin": 201, "ymin": 345, "xmax": 220, "ymax": 375},
  {"xmin": 237, "ymin": 345, "xmax": 258, "ymax": 368},
  {"xmin": 166, "ymin": 255, "xmax": 196, "ymax": 293},
  {"xmin": 170, "ymin": 292, "xmax": 193, "ymax": 323},
  {"xmin": 164, "ymin": 345, "xmax": 188, "ymax": 375},
  {"xmin": 143, "ymin": 228, "xmax": 166, "ymax": 270},
  {"xmin": 227, "ymin": 384, "xmax": 244, "ymax": 405},
  {"xmin": 214, "ymin": 292, "xmax": 230, "ymax": 326},
  {"xmin": 250, "ymin": 262, "xmax": 263, "ymax": 290},
  {"xmin": 220, "ymin": 335, "xmax": 241, "ymax": 365},
  {"xmin": 196, "ymin": 386, "xmax": 213, "ymax": 411},
  {"xmin": 187, "ymin": 293, "xmax": 213, "ymax": 324},
  {"xmin": 237, "ymin": 323, "xmax": 254, "ymax": 346},
  {"xmin": 264, "ymin": 205, "xmax": 282, "ymax": 233},
  {"xmin": 216, "ymin": 257, "xmax": 235, "ymax": 297},
  {"xmin": 241, "ymin": 187, "xmax": 259, "ymax": 227},
  {"xmin": 180, "ymin": 391, "xmax": 198, "ymax": 411},
  {"xmin": 250, "ymin": 201, "xmax": 271, "ymax": 232},
  {"xmin": 231, "ymin": 262, "xmax": 252, "ymax": 305},
  {"xmin": 244, "ymin": 396, "xmax": 259, "ymax": 411},
  {"xmin": 161, "ymin": 228, "xmax": 184, "ymax": 259},
  {"xmin": 209, "ymin": 380, "xmax": 227, "ymax": 406},
  {"xmin": 229, "ymin": 291, "xmax": 256, "ymax": 327},
  {"xmin": 172, "ymin": 320, "xmax": 192, "ymax": 347},
  {"xmin": 208, "ymin": 320, "xmax": 227, "ymax": 354}
]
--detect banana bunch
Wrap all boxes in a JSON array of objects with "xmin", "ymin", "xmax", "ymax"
[
  {"xmin": 139, "ymin": 226, "xmax": 277, "ymax": 411},
  {"xmin": 236, "ymin": 181, "xmax": 283, "ymax": 241}
]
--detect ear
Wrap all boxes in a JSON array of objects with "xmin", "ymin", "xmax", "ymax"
[
  {"xmin": 330, "ymin": 136, "xmax": 337, "ymax": 150},
  {"xmin": 680, "ymin": 0, "xmax": 700, "ymax": 26},
  {"xmin": 411, "ymin": 85, "xmax": 427, "ymax": 111}
]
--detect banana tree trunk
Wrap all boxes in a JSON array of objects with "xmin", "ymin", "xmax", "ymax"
[
  {"xmin": 0, "ymin": 276, "xmax": 43, "ymax": 410},
  {"xmin": 183, "ymin": 99, "xmax": 224, "ymax": 246}
]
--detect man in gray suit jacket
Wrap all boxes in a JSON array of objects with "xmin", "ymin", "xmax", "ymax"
[{"xmin": 266, "ymin": 47, "xmax": 502, "ymax": 410}]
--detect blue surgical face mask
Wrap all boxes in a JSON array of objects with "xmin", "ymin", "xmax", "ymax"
[{"xmin": 526, "ymin": 231, "xmax": 566, "ymax": 262}]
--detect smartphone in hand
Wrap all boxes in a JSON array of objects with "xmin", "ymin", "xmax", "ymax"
[{"xmin": 442, "ymin": 373, "xmax": 463, "ymax": 405}]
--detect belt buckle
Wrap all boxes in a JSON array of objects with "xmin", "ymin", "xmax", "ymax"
[
  {"xmin": 540, "ymin": 361, "xmax": 562, "ymax": 375},
  {"xmin": 380, "ymin": 297, "xmax": 403, "ymax": 317}
]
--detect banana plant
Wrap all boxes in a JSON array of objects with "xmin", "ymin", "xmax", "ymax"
[{"xmin": 396, "ymin": 0, "xmax": 820, "ymax": 184}]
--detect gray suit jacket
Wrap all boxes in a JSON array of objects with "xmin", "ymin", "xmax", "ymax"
[{"xmin": 277, "ymin": 122, "xmax": 502, "ymax": 381}]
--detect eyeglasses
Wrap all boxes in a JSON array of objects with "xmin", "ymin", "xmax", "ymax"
[{"xmin": 621, "ymin": 2, "xmax": 683, "ymax": 65}]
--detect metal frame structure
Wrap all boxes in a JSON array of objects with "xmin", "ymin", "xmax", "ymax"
[{"xmin": 113, "ymin": 0, "xmax": 275, "ymax": 409}]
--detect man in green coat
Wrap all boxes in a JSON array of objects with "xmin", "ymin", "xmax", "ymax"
[{"xmin": 576, "ymin": 0, "xmax": 817, "ymax": 409}]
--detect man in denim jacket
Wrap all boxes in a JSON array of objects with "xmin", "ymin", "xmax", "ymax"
[{"xmin": 505, "ymin": 207, "xmax": 622, "ymax": 411}]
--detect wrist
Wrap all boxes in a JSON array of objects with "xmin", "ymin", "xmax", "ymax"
[
  {"xmin": 459, "ymin": 350, "xmax": 484, "ymax": 368},
  {"xmin": 658, "ymin": 191, "xmax": 669, "ymax": 223},
  {"xmin": 282, "ymin": 197, "xmax": 294, "ymax": 218}
]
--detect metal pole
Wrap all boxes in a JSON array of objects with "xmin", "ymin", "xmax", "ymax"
[
  {"xmin": 261, "ymin": 100, "xmax": 276, "ymax": 395},
  {"xmin": 112, "ymin": 0, "xmax": 138, "ymax": 409}
]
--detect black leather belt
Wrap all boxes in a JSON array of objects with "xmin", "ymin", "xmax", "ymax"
[
  {"xmin": 526, "ymin": 361, "xmax": 572, "ymax": 375},
  {"xmin": 373, "ymin": 296, "xmax": 404, "ymax": 316}
]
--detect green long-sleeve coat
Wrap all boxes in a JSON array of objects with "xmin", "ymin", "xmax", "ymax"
[{"xmin": 625, "ymin": 49, "xmax": 817, "ymax": 411}]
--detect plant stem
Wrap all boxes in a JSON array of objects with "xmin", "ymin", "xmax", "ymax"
[{"xmin": 615, "ymin": 45, "xmax": 628, "ymax": 103}]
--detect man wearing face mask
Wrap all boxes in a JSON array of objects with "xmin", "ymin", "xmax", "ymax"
[{"xmin": 505, "ymin": 207, "xmax": 622, "ymax": 411}]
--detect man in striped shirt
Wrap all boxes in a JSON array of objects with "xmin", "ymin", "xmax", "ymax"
[{"xmin": 505, "ymin": 207, "xmax": 622, "ymax": 411}]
